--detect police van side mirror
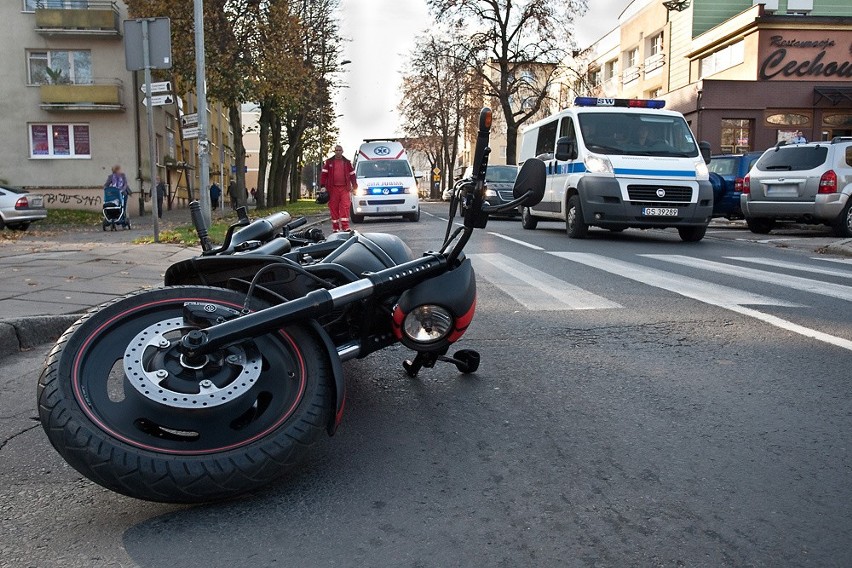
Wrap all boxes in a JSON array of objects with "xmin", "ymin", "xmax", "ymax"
[
  {"xmin": 555, "ymin": 136, "xmax": 577, "ymax": 161},
  {"xmin": 698, "ymin": 141, "xmax": 712, "ymax": 164}
]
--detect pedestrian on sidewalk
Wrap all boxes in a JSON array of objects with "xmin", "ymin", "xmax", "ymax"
[
  {"xmin": 155, "ymin": 177, "xmax": 166, "ymax": 219},
  {"xmin": 210, "ymin": 182, "xmax": 221, "ymax": 209},
  {"xmin": 319, "ymin": 144, "xmax": 358, "ymax": 232}
]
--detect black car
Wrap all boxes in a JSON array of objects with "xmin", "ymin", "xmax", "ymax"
[
  {"xmin": 707, "ymin": 152, "xmax": 763, "ymax": 219},
  {"xmin": 456, "ymin": 165, "xmax": 520, "ymax": 217}
]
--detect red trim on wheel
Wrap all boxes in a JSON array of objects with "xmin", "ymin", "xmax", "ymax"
[{"xmin": 71, "ymin": 296, "xmax": 308, "ymax": 455}]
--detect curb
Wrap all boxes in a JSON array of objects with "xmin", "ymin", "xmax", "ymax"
[
  {"xmin": 0, "ymin": 314, "xmax": 83, "ymax": 361},
  {"xmin": 822, "ymin": 238, "xmax": 852, "ymax": 258}
]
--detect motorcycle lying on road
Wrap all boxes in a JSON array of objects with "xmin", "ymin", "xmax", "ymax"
[{"xmin": 37, "ymin": 108, "xmax": 546, "ymax": 503}]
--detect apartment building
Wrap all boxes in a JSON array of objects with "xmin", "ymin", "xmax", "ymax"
[
  {"xmin": 568, "ymin": 0, "xmax": 852, "ymax": 153},
  {"xmin": 0, "ymin": 1, "xmax": 234, "ymax": 212}
]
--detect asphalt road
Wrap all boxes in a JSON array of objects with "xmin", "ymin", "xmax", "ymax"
[{"xmin": 2, "ymin": 203, "xmax": 850, "ymax": 567}]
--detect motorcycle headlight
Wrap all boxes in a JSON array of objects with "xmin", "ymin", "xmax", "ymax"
[
  {"xmin": 402, "ymin": 305, "xmax": 453, "ymax": 344},
  {"xmin": 584, "ymin": 153, "xmax": 613, "ymax": 175}
]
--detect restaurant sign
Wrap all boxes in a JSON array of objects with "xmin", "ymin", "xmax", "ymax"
[{"xmin": 758, "ymin": 32, "xmax": 852, "ymax": 81}]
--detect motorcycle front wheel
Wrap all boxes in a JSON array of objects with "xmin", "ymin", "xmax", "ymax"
[{"xmin": 37, "ymin": 286, "xmax": 334, "ymax": 503}]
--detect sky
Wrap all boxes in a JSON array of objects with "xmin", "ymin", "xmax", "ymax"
[{"xmin": 333, "ymin": 0, "xmax": 632, "ymax": 157}]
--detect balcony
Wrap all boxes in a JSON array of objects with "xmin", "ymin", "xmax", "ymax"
[
  {"xmin": 34, "ymin": 1, "xmax": 120, "ymax": 37},
  {"xmin": 40, "ymin": 79, "xmax": 124, "ymax": 111}
]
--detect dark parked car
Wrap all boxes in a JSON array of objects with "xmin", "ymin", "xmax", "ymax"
[
  {"xmin": 707, "ymin": 151, "xmax": 763, "ymax": 219},
  {"xmin": 454, "ymin": 164, "xmax": 520, "ymax": 217},
  {"xmin": 0, "ymin": 185, "xmax": 47, "ymax": 231}
]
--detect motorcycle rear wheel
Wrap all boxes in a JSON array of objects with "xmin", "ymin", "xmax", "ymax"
[{"xmin": 37, "ymin": 285, "xmax": 333, "ymax": 503}]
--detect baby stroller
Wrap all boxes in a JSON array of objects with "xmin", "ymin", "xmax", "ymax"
[{"xmin": 102, "ymin": 186, "xmax": 131, "ymax": 231}]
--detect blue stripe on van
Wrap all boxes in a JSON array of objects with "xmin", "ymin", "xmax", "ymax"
[
  {"xmin": 553, "ymin": 163, "xmax": 586, "ymax": 175},
  {"xmin": 614, "ymin": 168, "xmax": 696, "ymax": 177}
]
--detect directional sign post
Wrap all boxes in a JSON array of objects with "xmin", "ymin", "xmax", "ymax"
[
  {"xmin": 182, "ymin": 127, "xmax": 201, "ymax": 140},
  {"xmin": 181, "ymin": 113, "xmax": 198, "ymax": 127},
  {"xmin": 125, "ymin": 17, "xmax": 172, "ymax": 242},
  {"xmin": 142, "ymin": 95, "xmax": 175, "ymax": 107},
  {"xmin": 139, "ymin": 81, "xmax": 172, "ymax": 94}
]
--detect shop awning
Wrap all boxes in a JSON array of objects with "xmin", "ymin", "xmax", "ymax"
[{"xmin": 813, "ymin": 86, "xmax": 852, "ymax": 106}]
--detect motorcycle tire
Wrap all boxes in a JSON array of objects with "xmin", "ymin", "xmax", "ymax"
[{"xmin": 37, "ymin": 285, "xmax": 334, "ymax": 504}]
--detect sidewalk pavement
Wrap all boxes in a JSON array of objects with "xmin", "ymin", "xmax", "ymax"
[
  {"xmin": 0, "ymin": 209, "xmax": 850, "ymax": 359},
  {"xmin": 0, "ymin": 205, "xmax": 329, "ymax": 360}
]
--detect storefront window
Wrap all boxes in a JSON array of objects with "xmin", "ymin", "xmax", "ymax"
[
  {"xmin": 765, "ymin": 113, "xmax": 811, "ymax": 127},
  {"xmin": 720, "ymin": 119, "xmax": 752, "ymax": 154},
  {"xmin": 29, "ymin": 123, "xmax": 90, "ymax": 158},
  {"xmin": 822, "ymin": 114, "xmax": 852, "ymax": 128}
]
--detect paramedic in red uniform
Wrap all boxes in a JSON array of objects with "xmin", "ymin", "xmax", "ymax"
[{"xmin": 320, "ymin": 144, "xmax": 358, "ymax": 231}]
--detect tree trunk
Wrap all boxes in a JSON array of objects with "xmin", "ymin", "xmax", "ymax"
[
  {"xmin": 255, "ymin": 101, "xmax": 273, "ymax": 209},
  {"xmin": 229, "ymin": 104, "xmax": 247, "ymax": 207}
]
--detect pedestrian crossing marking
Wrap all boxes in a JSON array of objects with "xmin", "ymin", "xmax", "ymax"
[
  {"xmin": 550, "ymin": 252, "xmax": 800, "ymax": 307},
  {"xmin": 470, "ymin": 253, "xmax": 622, "ymax": 311},
  {"xmin": 725, "ymin": 257, "xmax": 852, "ymax": 278},
  {"xmin": 643, "ymin": 255, "xmax": 852, "ymax": 302}
]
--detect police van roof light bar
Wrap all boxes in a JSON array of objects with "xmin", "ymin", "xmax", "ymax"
[{"xmin": 574, "ymin": 97, "xmax": 665, "ymax": 109}]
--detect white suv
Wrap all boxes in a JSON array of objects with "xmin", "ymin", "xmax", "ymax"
[{"xmin": 741, "ymin": 138, "xmax": 852, "ymax": 237}]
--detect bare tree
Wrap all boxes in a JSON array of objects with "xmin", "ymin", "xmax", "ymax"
[
  {"xmin": 427, "ymin": 0, "xmax": 588, "ymax": 164},
  {"xmin": 400, "ymin": 33, "xmax": 481, "ymax": 196}
]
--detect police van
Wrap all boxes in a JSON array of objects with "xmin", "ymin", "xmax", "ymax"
[
  {"xmin": 351, "ymin": 140, "xmax": 420, "ymax": 223},
  {"xmin": 519, "ymin": 97, "xmax": 713, "ymax": 242}
]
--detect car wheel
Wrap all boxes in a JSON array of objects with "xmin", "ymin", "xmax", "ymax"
[
  {"xmin": 0, "ymin": 217, "xmax": 5, "ymax": 230},
  {"xmin": 832, "ymin": 199, "xmax": 852, "ymax": 238},
  {"xmin": 9, "ymin": 222, "xmax": 31, "ymax": 231},
  {"xmin": 406, "ymin": 209, "xmax": 420, "ymax": 222},
  {"xmin": 521, "ymin": 206, "xmax": 537, "ymax": 230},
  {"xmin": 678, "ymin": 225, "xmax": 706, "ymax": 242},
  {"xmin": 746, "ymin": 217, "xmax": 775, "ymax": 234},
  {"xmin": 565, "ymin": 195, "xmax": 588, "ymax": 239}
]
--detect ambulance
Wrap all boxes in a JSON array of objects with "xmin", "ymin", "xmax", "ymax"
[
  {"xmin": 519, "ymin": 97, "xmax": 713, "ymax": 241},
  {"xmin": 351, "ymin": 140, "xmax": 420, "ymax": 223}
]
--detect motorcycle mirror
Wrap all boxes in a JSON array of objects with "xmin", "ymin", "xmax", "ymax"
[{"xmin": 512, "ymin": 158, "xmax": 546, "ymax": 207}]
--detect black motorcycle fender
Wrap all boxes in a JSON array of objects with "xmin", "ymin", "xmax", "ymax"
[{"xmin": 306, "ymin": 318, "xmax": 347, "ymax": 436}]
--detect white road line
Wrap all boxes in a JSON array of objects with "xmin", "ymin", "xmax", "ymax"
[
  {"xmin": 486, "ymin": 232, "xmax": 545, "ymax": 250},
  {"xmin": 470, "ymin": 253, "xmax": 622, "ymax": 311},
  {"xmin": 551, "ymin": 253, "xmax": 799, "ymax": 307},
  {"xmin": 815, "ymin": 256, "xmax": 852, "ymax": 265},
  {"xmin": 725, "ymin": 257, "xmax": 852, "ymax": 278},
  {"xmin": 729, "ymin": 305, "xmax": 852, "ymax": 351},
  {"xmin": 643, "ymin": 254, "xmax": 852, "ymax": 302},
  {"xmin": 553, "ymin": 252, "xmax": 850, "ymax": 352}
]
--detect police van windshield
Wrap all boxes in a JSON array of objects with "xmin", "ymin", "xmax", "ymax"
[
  {"xmin": 578, "ymin": 113, "xmax": 699, "ymax": 158},
  {"xmin": 356, "ymin": 160, "xmax": 413, "ymax": 178}
]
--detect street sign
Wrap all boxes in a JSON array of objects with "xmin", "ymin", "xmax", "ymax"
[
  {"xmin": 139, "ymin": 81, "xmax": 172, "ymax": 94},
  {"xmin": 181, "ymin": 113, "xmax": 198, "ymax": 127},
  {"xmin": 142, "ymin": 95, "xmax": 174, "ymax": 107},
  {"xmin": 433, "ymin": 167, "xmax": 441, "ymax": 175},
  {"xmin": 124, "ymin": 18, "xmax": 172, "ymax": 71},
  {"xmin": 182, "ymin": 126, "xmax": 201, "ymax": 139}
]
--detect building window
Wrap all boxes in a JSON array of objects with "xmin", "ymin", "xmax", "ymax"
[
  {"xmin": 604, "ymin": 59, "xmax": 618, "ymax": 82},
  {"xmin": 623, "ymin": 48, "xmax": 640, "ymax": 84},
  {"xmin": 29, "ymin": 123, "xmax": 91, "ymax": 158},
  {"xmin": 720, "ymin": 119, "xmax": 752, "ymax": 154},
  {"xmin": 649, "ymin": 33, "xmax": 663, "ymax": 57},
  {"xmin": 699, "ymin": 41, "xmax": 744, "ymax": 79},
  {"xmin": 765, "ymin": 112, "xmax": 811, "ymax": 127},
  {"xmin": 27, "ymin": 50, "xmax": 92, "ymax": 85},
  {"xmin": 588, "ymin": 68, "xmax": 602, "ymax": 87},
  {"xmin": 644, "ymin": 33, "xmax": 665, "ymax": 75}
]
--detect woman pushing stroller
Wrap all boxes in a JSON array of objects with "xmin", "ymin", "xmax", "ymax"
[{"xmin": 102, "ymin": 164, "xmax": 132, "ymax": 230}]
